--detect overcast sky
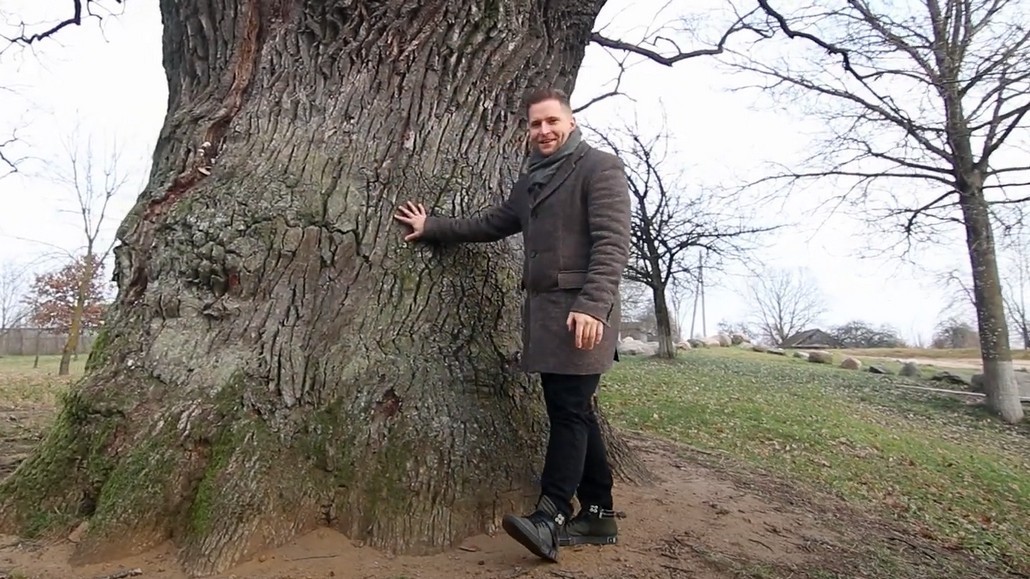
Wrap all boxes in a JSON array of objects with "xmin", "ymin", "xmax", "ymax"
[{"xmin": 0, "ymin": 0, "xmax": 1023, "ymax": 345}]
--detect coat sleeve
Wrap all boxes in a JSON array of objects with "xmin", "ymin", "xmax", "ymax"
[
  {"xmin": 571, "ymin": 155, "xmax": 631, "ymax": 323},
  {"xmin": 420, "ymin": 192, "xmax": 521, "ymax": 243}
]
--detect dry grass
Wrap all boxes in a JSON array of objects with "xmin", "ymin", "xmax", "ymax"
[
  {"xmin": 839, "ymin": 347, "xmax": 1030, "ymax": 361},
  {"xmin": 0, "ymin": 355, "xmax": 84, "ymax": 407}
]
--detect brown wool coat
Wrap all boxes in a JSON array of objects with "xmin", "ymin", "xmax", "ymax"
[{"xmin": 421, "ymin": 141, "xmax": 631, "ymax": 375}]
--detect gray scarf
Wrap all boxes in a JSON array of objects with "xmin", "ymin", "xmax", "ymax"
[{"xmin": 525, "ymin": 127, "xmax": 583, "ymax": 188}]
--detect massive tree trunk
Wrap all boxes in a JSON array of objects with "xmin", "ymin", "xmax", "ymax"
[{"xmin": 0, "ymin": 0, "xmax": 648, "ymax": 575}]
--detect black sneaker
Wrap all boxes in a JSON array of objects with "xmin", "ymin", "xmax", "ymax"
[
  {"xmin": 501, "ymin": 495, "xmax": 566, "ymax": 562},
  {"xmin": 559, "ymin": 504, "xmax": 618, "ymax": 546}
]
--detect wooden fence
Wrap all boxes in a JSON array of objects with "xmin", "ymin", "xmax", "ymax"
[{"xmin": 0, "ymin": 328, "xmax": 96, "ymax": 357}]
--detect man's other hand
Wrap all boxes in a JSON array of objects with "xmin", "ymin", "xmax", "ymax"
[
  {"xmin": 394, "ymin": 201, "xmax": 428, "ymax": 241},
  {"xmin": 567, "ymin": 311, "xmax": 604, "ymax": 350}
]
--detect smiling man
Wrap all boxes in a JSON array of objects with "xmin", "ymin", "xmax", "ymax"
[{"xmin": 394, "ymin": 88, "xmax": 631, "ymax": 562}]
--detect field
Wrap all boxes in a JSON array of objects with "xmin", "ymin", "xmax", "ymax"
[{"xmin": 0, "ymin": 350, "xmax": 1026, "ymax": 578}]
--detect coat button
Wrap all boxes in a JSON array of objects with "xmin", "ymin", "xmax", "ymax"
[{"xmin": 530, "ymin": 250, "xmax": 538, "ymax": 258}]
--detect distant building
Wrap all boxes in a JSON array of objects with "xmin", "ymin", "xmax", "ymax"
[{"xmin": 780, "ymin": 328, "xmax": 841, "ymax": 349}]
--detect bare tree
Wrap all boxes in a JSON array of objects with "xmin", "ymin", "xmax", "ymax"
[
  {"xmin": 45, "ymin": 129, "xmax": 129, "ymax": 375},
  {"xmin": 932, "ymin": 317, "xmax": 981, "ymax": 349},
  {"xmin": 590, "ymin": 121, "xmax": 775, "ymax": 358},
  {"xmin": 748, "ymin": 267, "xmax": 826, "ymax": 345},
  {"xmin": 744, "ymin": 1, "xmax": 1029, "ymax": 422},
  {"xmin": 1002, "ymin": 243, "xmax": 1030, "ymax": 350},
  {"xmin": 0, "ymin": 260, "xmax": 28, "ymax": 331},
  {"xmin": 619, "ymin": 278, "xmax": 652, "ymax": 325}
]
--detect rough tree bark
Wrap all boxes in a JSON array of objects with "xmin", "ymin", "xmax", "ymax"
[
  {"xmin": 0, "ymin": 0, "xmax": 650, "ymax": 575},
  {"xmin": 650, "ymin": 276, "xmax": 676, "ymax": 359},
  {"xmin": 959, "ymin": 181, "xmax": 1023, "ymax": 421},
  {"xmin": 941, "ymin": 61, "xmax": 1024, "ymax": 423}
]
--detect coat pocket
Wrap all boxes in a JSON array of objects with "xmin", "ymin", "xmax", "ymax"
[{"xmin": 557, "ymin": 270, "xmax": 587, "ymax": 289}]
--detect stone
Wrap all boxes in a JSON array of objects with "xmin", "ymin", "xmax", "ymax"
[
  {"xmin": 840, "ymin": 357, "xmax": 862, "ymax": 370},
  {"xmin": 868, "ymin": 365, "xmax": 891, "ymax": 375},
  {"xmin": 807, "ymin": 351, "xmax": 833, "ymax": 364},
  {"xmin": 618, "ymin": 338, "xmax": 657, "ymax": 356},
  {"xmin": 899, "ymin": 361, "xmax": 921, "ymax": 377},
  {"xmin": 930, "ymin": 371, "xmax": 971, "ymax": 387}
]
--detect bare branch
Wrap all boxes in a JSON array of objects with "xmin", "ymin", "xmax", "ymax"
[
  {"xmin": 1, "ymin": 0, "xmax": 124, "ymax": 47},
  {"xmin": 572, "ymin": 51, "xmax": 633, "ymax": 114},
  {"xmin": 590, "ymin": 8, "xmax": 767, "ymax": 67}
]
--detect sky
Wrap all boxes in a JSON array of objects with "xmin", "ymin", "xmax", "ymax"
[{"xmin": 0, "ymin": 0, "xmax": 1023, "ymax": 345}]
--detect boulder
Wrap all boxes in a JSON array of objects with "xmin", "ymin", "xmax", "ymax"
[
  {"xmin": 807, "ymin": 351, "xmax": 833, "ymax": 364},
  {"xmin": 868, "ymin": 365, "xmax": 891, "ymax": 375},
  {"xmin": 752, "ymin": 344, "xmax": 768, "ymax": 353},
  {"xmin": 971, "ymin": 372, "xmax": 1030, "ymax": 397},
  {"xmin": 970, "ymin": 373, "xmax": 985, "ymax": 392},
  {"xmin": 688, "ymin": 338, "xmax": 706, "ymax": 348},
  {"xmin": 793, "ymin": 351, "xmax": 809, "ymax": 360},
  {"xmin": 618, "ymin": 338, "xmax": 657, "ymax": 357},
  {"xmin": 899, "ymin": 362, "xmax": 921, "ymax": 378},
  {"xmin": 768, "ymin": 348, "xmax": 787, "ymax": 356},
  {"xmin": 701, "ymin": 336, "xmax": 722, "ymax": 348},
  {"xmin": 840, "ymin": 357, "xmax": 862, "ymax": 370},
  {"xmin": 717, "ymin": 333, "xmax": 732, "ymax": 347},
  {"xmin": 731, "ymin": 333, "xmax": 750, "ymax": 345},
  {"xmin": 930, "ymin": 371, "xmax": 971, "ymax": 387},
  {"xmin": 676, "ymin": 341, "xmax": 692, "ymax": 351}
]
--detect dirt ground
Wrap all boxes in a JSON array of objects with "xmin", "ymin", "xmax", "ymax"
[
  {"xmin": 877, "ymin": 356, "xmax": 1030, "ymax": 371},
  {"xmin": 0, "ymin": 411, "xmax": 982, "ymax": 579}
]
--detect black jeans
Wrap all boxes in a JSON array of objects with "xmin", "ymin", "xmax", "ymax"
[{"xmin": 538, "ymin": 373, "xmax": 614, "ymax": 517}]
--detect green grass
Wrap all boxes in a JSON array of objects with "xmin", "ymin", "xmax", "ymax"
[
  {"xmin": 602, "ymin": 348, "xmax": 1030, "ymax": 575},
  {"xmin": 0, "ymin": 355, "xmax": 84, "ymax": 407}
]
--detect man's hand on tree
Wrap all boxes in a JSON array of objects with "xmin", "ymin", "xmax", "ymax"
[
  {"xmin": 394, "ymin": 201, "xmax": 428, "ymax": 241},
  {"xmin": 567, "ymin": 311, "xmax": 604, "ymax": 350}
]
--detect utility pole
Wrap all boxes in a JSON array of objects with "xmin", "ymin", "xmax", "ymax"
[
  {"xmin": 689, "ymin": 251, "xmax": 707, "ymax": 338},
  {"xmin": 699, "ymin": 252, "xmax": 707, "ymax": 337}
]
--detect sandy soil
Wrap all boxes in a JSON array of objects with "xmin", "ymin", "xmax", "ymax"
[{"xmin": 0, "ymin": 416, "xmax": 981, "ymax": 579}]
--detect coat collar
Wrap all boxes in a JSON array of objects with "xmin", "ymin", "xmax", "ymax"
[{"xmin": 529, "ymin": 141, "xmax": 590, "ymax": 209}]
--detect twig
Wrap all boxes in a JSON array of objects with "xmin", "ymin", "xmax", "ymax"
[
  {"xmin": 659, "ymin": 563, "xmax": 693, "ymax": 574},
  {"xmin": 92, "ymin": 569, "xmax": 142, "ymax": 579},
  {"xmin": 886, "ymin": 535, "xmax": 939, "ymax": 562},
  {"xmin": 286, "ymin": 554, "xmax": 340, "ymax": 561},
  {"xmin": 748, "ymin": 537, "xmax": 774, "ymax": 552}
]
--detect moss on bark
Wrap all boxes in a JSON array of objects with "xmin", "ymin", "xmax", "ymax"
[{"xmin": 0, "ymin": 389, "xmax": 122, "ymax": 539}]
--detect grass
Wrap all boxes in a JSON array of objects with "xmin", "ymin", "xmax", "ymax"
[
  {"xmin": 0, "ymin": 355, "xmax": 83, "ymax": 407},
  {"xmin": 2, "ymin": 351, "xmax": 1027, "ymax": 577},
  {"xmin": 602, "ymin": 348, "xmax": 1030, "ymax": 576}
]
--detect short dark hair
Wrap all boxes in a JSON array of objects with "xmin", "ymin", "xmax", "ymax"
[{"xmin": 523, "ymin": 87, "xmax": 572, "ymax": 112}]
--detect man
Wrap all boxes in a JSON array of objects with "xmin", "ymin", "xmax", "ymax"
[{"xmin": 393, "ymin": 88, "xmax": 631, "ymax": 562}]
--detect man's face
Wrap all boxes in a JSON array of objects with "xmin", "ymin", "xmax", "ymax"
[{"xmin": 528, "ymin": 99, "xmax": 576, "ymax": 156}]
